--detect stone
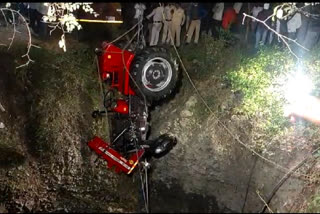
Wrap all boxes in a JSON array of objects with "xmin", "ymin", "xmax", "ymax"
[
  {"xmin": 180, "ymin": 110, "xmax": 193, "ymax": 118},
  {"xmin": 185, "ymin": 96, "xmax": 197, "ymax": 108}
]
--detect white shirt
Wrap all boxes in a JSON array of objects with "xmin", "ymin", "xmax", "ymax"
[
  {"xmin": 252, "ymin": 6, "xmax": 263, "ymax": 18},
  {"xmin": 38, "ymin": 3, "xmax": 49, "ymax": 15},
  {"xmin": 287, "ymin": 12, "xmax": 302, "ymax": 33},
  {"xmin": 147, "ymin": 6, "xmax": 164, "ymax": 22},
  {"xmin": 251, "ymin": 6, "xmax": 263, "ymax": 22},
  {"xmin": 28, "ymin": 3, "xmax": 38, "ymax": 10},
  {"xmin": 134, "ymin": 3, "xmax": 146, "ymax": 20},
  {"xmin": 172, "ymin": 7, "xmax": 185, "ymax": 25},
  {"xmin": 233, "ymin": 2, "xmax": 243, "ymax": 14},
  {"xmin": 212, "ymin": 3, "xmax": 224, "ymax": 21},
  {"xmin": 28, "ymin": 3, "xmax": 48, "ymax": 15}
]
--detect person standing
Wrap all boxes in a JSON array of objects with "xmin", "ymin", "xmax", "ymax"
[
  {"xmin": 134, "ymin": 3, "xmax": 146, "ymax": 23},
  {"xmin": 210, "ymin": 2, "xmax": 224, "ymax": 38},
  {"xmin": 36, "ymin": 3, "xmax": 49, "ymax": 39},
  {"xmin": 221, "ymin": 6, "xmax": 236, "ymax": 30},
  {"xmin": 170, "ymin": 3, "xmax": 185, "ymax": 47},
  {"xmin": 233, "ymin": 3, "xmax": 243, "ymax": 15},
  {"xmin": 147, "ymin": 3, "xmax": 164, "ymax": 46},
  {"xmin": 134, "ymin": 3, "xmax": 146, "ymax": 46},
  {"xmin": 251, "ymin": 3, "xmax": 263, "ymax": 33},
  {"xmin": 27, "ymin": 3, "xmax": 40, "ymax": 36},
  {"xmin": 255, "ymin": 3, "xmax": 273, "ymax": 49},
  {"xmin": 287, "ymin": 12, "xmax": 302, "ymax": 40},
  {"xmin": 186, "ymin": 3, "xmax": 207, "ymax": 45},
  {"xmin": 200, "ymin": 3, "xmax": 214, "ymax": 35},
  {"xmin": 162, "ymin": 3, "xmax": 175, "ymax": 44},
  {"xmin": 144, "ymin": 3, "xmax": 156, "ymax": 45},
  {"xmin": 181, "ymin": 3, "xmax": 191, "ymax": 32}
]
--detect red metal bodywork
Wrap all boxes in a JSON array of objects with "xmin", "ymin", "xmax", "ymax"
[
  {"xmin": 99, "ymin": 42, "xmax": 136, "ymax": 96},
  {"xmin": 88, "ymin": 136, "xmax": 145, "ymax": 174},
  {"xmin": 89, "ymin": 43, "xmax": 145, "ymax": 174},
  {"xmin": 111, "ymin": 99, "xmax": 129, "ymax": 114}
]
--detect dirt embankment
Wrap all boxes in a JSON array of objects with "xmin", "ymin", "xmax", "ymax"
[
  {"xmin": 0, "ymin": 27, "xmax": 138, "ymax": 212},
  {"xmin": 147, "ymin": 47, "xmax": 314, "ymax": 213}
]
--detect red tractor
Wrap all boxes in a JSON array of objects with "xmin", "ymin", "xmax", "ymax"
[{"xmin": 88, "ymin": 41, "xmax": 179, "ymax": 175}]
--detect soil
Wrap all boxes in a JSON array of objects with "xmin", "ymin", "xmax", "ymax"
[
  {"xmin": 0, "ymin": 18, "xmax": 318, "ymax": 213},
  {"xmin": 0, "ymin": 25, "xmax": 137, "ymax": 212}
]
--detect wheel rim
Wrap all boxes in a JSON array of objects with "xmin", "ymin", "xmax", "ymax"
[{"xmin": 141, "ymin": 57, "xmax": 173, "ymax": 92}]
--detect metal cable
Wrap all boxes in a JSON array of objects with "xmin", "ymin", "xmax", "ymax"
[{"xmin": 103, "ymin": 18, "xmax": 150, "ymax": 212}]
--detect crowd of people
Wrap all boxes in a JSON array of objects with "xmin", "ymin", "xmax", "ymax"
[
  {"xmin": 1, "ymin": 2, "xmax": 318, "ymax": 51},
  {"xmin": 0, "ymin": 3, "xmax": 48, "ymax": 38},
  {"xmin": 132, "ymin": 2, "xmax": 244, "ymax": 47},
  {"xmin": 130, "ymin": 2, "xmax": 320, "ymax": 51}
]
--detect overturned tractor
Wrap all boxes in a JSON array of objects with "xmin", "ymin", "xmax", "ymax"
[{"xmin": 88, "ymin": 41, "xmax": 179, "ymax": 175}]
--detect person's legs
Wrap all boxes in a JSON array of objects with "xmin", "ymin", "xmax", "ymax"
[
  {"xmin": 162, "ymin": 21, "xmax": 169, "ymax": 44},
  {"xmin": 176, "ymin": 24, "xmax": 181, "ymax": 47},
  {"xmin": 29, "ymin": 8, "xmax": 36, "ymax": 30},
  {"xmin": 261, "ymin": 29, "xmax": 268, "ymax": 45},
  {"xmin": 186, "ymin": 16, "xmax": 190, "ymax": 31},
  {"xmin": 288, "ymin": 32, "xmax": 296, "ymax": 40},
  {"xmin": 154, "ymin": 23, "xmax": 162, "ymax": 46},
  {"xmin": 33, "ymin": 10, "xmax": 42, "ymax": 34},
  {"xmin": 269, "ymin": 31, "xmax": 274, "ymax": 45},
  {"xmin": 255, "ymin": 29, "xmax": 261, "ymax": 48},
  {"xmin": 148, "ymin": 23, "xmax": 153, "ymax": 45},
  {"xmin": 186, "ymin": 20, "xmax": 196, "ymax": 43},
  {"xmin": 194, "ymin": 19, "xmax": 201, "ymax": 44},
  {"xmin": 150, "ymin": 24, "xmax": 157, "ymax": 46},
  {"xmin": 166, "ymin": 21, "xmax": 173, "ymax": 44},
  {"xmin": 39, "ymin": 21, "xmax": 48, "ymax": 39},
  {"xmin": 169, "ymin": 23, "xmax": 176, "ymax": 46},
  {"xmin": 212, "ymin": 19, "xmax": 221, "ymax": 38},
  {"xmin": 201, "ymin": 16, "xmax": 209, "ymax": 35}
]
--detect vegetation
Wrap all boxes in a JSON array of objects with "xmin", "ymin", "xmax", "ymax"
[{"xmin": 23, "ymin": 43, "xmax": 108, "ymax": 158}]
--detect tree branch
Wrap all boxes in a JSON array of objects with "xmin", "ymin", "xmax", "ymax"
[
  {"xmin": 242, "ymin": 11, "xmax": 309, "ymax": 60},
  {"xmin": 0, "ymin": 8, "xmax": 36, "ymax": 69},
  {"xmin": 8, "ymin": 10, "xmax": 16, "ymax": 50},
  {"xmin": 1, "ymin": 9, "xmax": 8, "ymax": 26}
]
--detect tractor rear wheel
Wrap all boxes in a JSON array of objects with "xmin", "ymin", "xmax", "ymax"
[{"xmin": 130, "ymin": 47, "xmax": 179, "ymax": 103}]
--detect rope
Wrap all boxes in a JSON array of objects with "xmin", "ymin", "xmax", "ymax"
[
  {"xmin": 120, "ymin": 27, "xmax": 149, "ymax": 114},
  {"xmin": 241, "ymin": 155, "xmax": 258, "ymax": 213},
  {"xmin": 106, "ymin": 20, "xmax": 150, "ymax": 212},
  {"xmin": 95, "ymin": 55, "xmax": 105, "ymax": 107},
  {"xmin": 260, "ymin": 145, "xmax": 320, "ymax": 213},
  {"xmin": 109, "ymin": 20, "xmax": 141, "ymax": 44},
  {"xmin": 158, "ymin": 3, "xmax": 311, "ymax": 179},
  {"xmin": 133, "ymin": 136, "xmax": 149, "ymax": 213}
]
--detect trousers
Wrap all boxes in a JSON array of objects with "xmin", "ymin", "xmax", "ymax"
[
  {"xmin": 162, "ymin": 20, "xmax": 172, "ymax": 44},
  {"xmin": 170, "ymin": 23, "xmax": 182, "ymax": 47},
  {"xmin": 186, "ymin": 19, "xmax": 201, "ymax": 44},
  {"xmin": 150, "ymin": 22, "xmax": 162, "ymax": 46},
  {"xmin": 255, "ymin": 28, "xmax": 268, "ymax": 48}
]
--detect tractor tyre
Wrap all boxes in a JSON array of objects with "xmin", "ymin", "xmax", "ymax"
[{"xmin": 130, "ymin": 47, "xmax": 179, "ymax": 103}]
